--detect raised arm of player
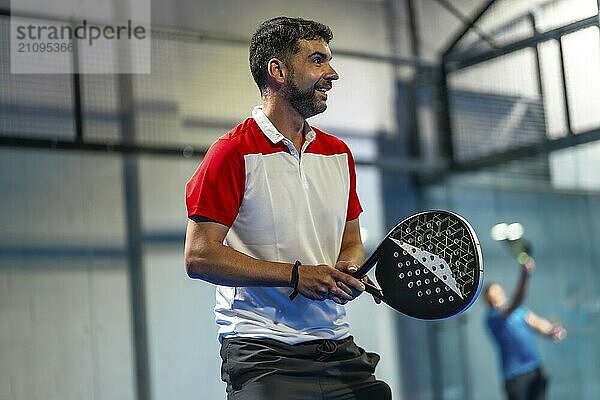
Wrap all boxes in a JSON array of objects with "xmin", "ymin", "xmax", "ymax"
[
  {"xmin": 526, "ymin": 311, "xmax": 567, "ymax": 342},
  {"xmin": 501, "ymin": 257, "xmax": 535, "ymax": 317},
  {"xmin": 184, "ymin": 219, "xmax": 365, "ymax": 304}
]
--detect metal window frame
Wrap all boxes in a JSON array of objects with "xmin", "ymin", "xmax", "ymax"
[{"xmin": 439, "ymin": 2, "xmax": 600, "ymax": 174}]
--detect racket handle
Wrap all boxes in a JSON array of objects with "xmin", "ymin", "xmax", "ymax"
[
  {"xmin": 354, "ymin": 252, "xmax": 384, "ymax": 302},
  {"xmin": 363, "ymin": 280, "xmax": 384, "ymax": 301},
  {"xmin": 354, "ymin": 251, "xmax": 379, "ymax": 278}
]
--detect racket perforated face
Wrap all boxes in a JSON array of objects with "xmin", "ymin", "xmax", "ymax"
[{"xmin": 370, "ymin": 211, "xmax": 483, "ymax": 320}]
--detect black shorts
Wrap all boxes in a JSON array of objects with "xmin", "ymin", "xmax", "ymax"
[
  {"xmin": 220, "ymin": 335, "xmax": 392, "ymax": 400},
  {"xmin": 504, "ymin": 367, "xmax": 548, "ymax": 400}
]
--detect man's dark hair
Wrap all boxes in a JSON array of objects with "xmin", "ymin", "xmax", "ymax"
[{"xmin": 249, "ymin": 17, "xmax": 333, "ymax": 94}]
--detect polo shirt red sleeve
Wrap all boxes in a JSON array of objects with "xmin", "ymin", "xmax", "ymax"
[
  {"xmin": 345, "ymin": 146, "xmax": 362, "ymax": 221},
  {"xmin": 185, "ymin": 137, "xmax": 245, "ymax": 227}
]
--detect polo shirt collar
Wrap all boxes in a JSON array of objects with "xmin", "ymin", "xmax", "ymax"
[{"xmin": 252, "ymin": 106, "xmax": 316, "ymax": 144}]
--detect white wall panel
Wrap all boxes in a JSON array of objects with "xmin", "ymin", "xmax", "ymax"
[{"xmin": 0, "ymin": 261, "xmax": 134, "ymax": 400}]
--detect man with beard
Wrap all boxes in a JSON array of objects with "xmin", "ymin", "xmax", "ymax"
[{"xmin": 184, "ymin": 16, "xmax": 391, "ymax": 400}]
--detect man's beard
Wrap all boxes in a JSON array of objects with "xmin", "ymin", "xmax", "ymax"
[{"xmin": 282, "ymin": 77, "xmax": 327, "ymax": 119}]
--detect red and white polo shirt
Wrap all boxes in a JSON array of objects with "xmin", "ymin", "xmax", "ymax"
[{"xmin": 186, "ymin": 106, "xmax": 362, "ymax": 344}]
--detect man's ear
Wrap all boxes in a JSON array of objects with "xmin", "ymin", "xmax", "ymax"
[{"xmin": 267, "ymin": 58, "xmax": 286, "ymax": 84}]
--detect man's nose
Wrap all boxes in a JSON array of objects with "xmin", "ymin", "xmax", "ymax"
[{"xmin": 326, "ymin": 64, "xmax": 339, "ymax": 81}]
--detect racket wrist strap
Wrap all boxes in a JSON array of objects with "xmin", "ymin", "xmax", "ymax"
[{"xmin": 289, "ymin": 260, "xmax": 301, "ymax": 300}]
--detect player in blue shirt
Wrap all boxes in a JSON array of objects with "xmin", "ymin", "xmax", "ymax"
[{"xmin": 485, "ymin": 258, "xmax": 566, "ymax": 400}]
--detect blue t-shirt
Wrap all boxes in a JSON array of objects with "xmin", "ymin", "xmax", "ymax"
[{"xmin": 486, "ymin": 306, "xmax": 540, "ymax": 380}]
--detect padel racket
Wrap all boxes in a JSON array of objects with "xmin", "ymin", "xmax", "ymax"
[{"xmin": 354, "ymin": 210, "xmax": 483, "ymax": 320}]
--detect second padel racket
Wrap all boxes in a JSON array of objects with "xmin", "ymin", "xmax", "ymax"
[{"xmin": 355, "ymin": 210, "xmax": 483, "ymax": 320}]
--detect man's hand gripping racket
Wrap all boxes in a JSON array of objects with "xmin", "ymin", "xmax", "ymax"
[{"xmin": 354, "ymin": 210, "xmax": 484, "ymax": 320}]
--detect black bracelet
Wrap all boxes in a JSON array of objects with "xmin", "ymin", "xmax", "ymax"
[{"xmin": 289, "ymin": 260, "xmax": 301, "ymax": 300}]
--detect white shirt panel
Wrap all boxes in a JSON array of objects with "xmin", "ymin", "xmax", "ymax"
[{"xmin": 215, "ymin": 151, "xmax": 352, "ymax": 344}]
